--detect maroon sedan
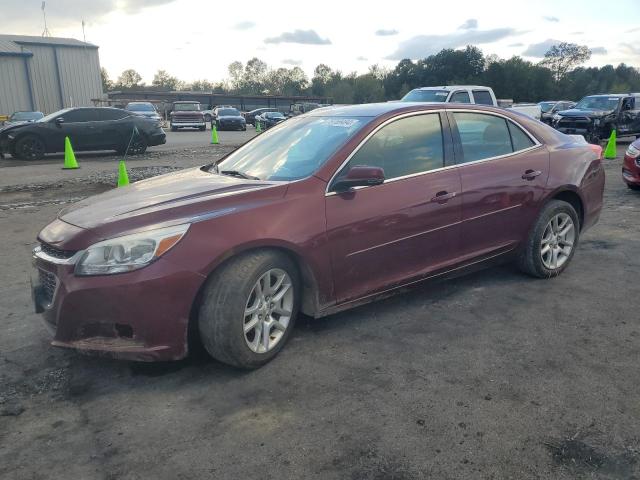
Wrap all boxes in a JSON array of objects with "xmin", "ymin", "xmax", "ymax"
[
  {"xmin": 622, "ymin": 137, "xmax": 640, "ymax": 190},
  {"xmin": 32, "ymin": 103, "xmax": 605, "ymax": 368}
]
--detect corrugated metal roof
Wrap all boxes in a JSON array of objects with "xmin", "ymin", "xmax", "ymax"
[{"xmin": 0, "ymin": 34, "xmax": 97, "ymax": 55}]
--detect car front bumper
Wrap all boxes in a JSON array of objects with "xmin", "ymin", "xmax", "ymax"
[
  {"xmin": 171, "ymin": 122, "xmax": 205, "ymax": 128},
  {"xmin": 31, "ymin": 246, "xmax": 205, "ymax": 361},
  {"xmin": 148, "ymin": 131, "xmax": 166, "ymax": 146},
  {"xmin": 622, "ymin": 155, "xmax": 640, "ymax": 186}
]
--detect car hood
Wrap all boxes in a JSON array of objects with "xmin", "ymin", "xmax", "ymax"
[
  {"xmin": 557, "ymin": 108, "xmax": 613, "ymax": 118},
  {"xmin": 172, "ymin": 110, "xmax": 202, "ymax": 116},
  {"xmin": 0, "ymin": 122, "xmax": 31, "ymax": 135},
  {"xmin": 58, "ymin": 167, "xmax": 285, "ymax": 233}
]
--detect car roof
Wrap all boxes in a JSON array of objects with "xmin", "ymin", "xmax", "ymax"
[
  {"xmin": 411, "ymin": 85, "xmax": 491, "ymax": 91},
  {"xmin": 307, "ymin": 101, "xmax": 530, "ymax": 118}
]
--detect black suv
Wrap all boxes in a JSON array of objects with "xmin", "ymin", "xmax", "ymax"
[{"xmin": 552, "ymin": 94, "xmax": 640, "ymax": 143}]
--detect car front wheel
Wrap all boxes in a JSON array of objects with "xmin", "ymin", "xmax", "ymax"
[
  {"xmin": 198, "ymin": 250, "xmax": 300, "ymax": 368},
  {"xmin": 517, "ymin": 200, "xmax": 580, "ymax": 278},
  {"xmin": 14, "ymin": 135, "xmax": 45, "ymax": 160}
]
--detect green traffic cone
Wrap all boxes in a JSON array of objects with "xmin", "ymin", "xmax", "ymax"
[
  {"xmin": 117, "ymin": 160, "xmax": 130, "ymax": 187},
  {"xmin": 62, "ymin": 136, "xmax": 79, "ymax": 169},
  {"xmin": 255, "ymin": 121, "xmax": 262, "ymax": 133},
  {"xmin": 211, "ymin": 124, "xmax": 219, "ymax": 145},
  {"xmin": 604, "ymin": 129, "xmax": 617, "ymax": 159}
]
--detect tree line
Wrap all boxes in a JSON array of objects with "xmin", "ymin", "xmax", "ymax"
[{"xmin": 101, "ymin": 42, "xmax": 640, "ymax": 103}]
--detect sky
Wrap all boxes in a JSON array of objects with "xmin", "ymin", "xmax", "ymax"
[{"xmin": 2, "ymin": 0, "xmax": 639, "ymax": 84}]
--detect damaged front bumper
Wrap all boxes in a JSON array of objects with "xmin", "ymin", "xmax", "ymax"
[{"xmin": 31, "ymin": 244, "xmax": 205, "ymax": 362}]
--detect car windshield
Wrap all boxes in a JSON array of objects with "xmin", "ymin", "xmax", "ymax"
[
  {"xmin": 539, "ymin": 102, "xmax": 556, "ymax": 113},
  {"xmin": 127, "ymin": 103, "xmax": 155, "ymax": 112},
  {"xmin": 174, "ymin": 103, "xmax": 200, "ymax": 111},
  {"xmin": 11, "ymin": 111, "xmax": 44, "ymax": 121},
  {"xmin": 401, "ymin": 90, "xmax": 449, "ymax": 102},
  {"xmin": 219, "ymin": 109, "xmax": 240, "ymax": 116},
  {"xmin": 215, "ymin": 116, "xmax": 369, "ymax": 181},
  {"xmin": 267, "ymin": 112, "xmax": 285, "ymax": 118},
  {"xmin": 38, "ymin": 108, "xmax": 72, "ymax": 122},
  {"xmin": 575, "ymin": 96, "xmax": 620, "ymax": 111}
]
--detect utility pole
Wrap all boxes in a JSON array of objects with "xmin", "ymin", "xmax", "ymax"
[{"xmin": 41, "ymin": 1, "xmax": 51, "ymax": 37}]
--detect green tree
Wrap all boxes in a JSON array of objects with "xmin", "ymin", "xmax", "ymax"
[
  {"xmin": 100, "ymin": 67, "xmax": 113, "ymax": 92},
  {"xmin": 541, "ymin": 42, "xmax": 591, "ymax": 83},
  {"xmin": 151, "ymin": 70, "xmax": 180, "ymax": 90},
  {"xmin": 116, "ymin": 69, "xmax": 143, "ymax": 89}
]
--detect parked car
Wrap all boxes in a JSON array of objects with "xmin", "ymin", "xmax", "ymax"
[
  {"xmin": 244, "ymin": 108, "xmax": 279, "ymax": 126},
  {"xmin": 4, "ymin": 111, "xmax": 44, "ymax": 126},
  {"xmin": 213, "ymin": 107, "xmax": 246, "ymax": 131},
  {"xmin": 538, "ymin": 100, "xmax": 575, "ymax": 125},
  {"xmin": 255, "ymin": 111, "xmax": 286, "ymax": 130},
  {"xmin": 0, "ymin": 107, "xmax": 165, "ymax": 160},
  {"xmin": 622, "ymin": 137, "xmax": 640, "ymax": 190},
  {"xmin": 125, "ymin": 102, "xmax": 162, "ymax": 121},
  {"xmin": 31, "ymin": 103, "xmax": 604, "ymax": 368},
  {"xmin": 169, "ymin": 101, "xmax": 206, "ymax": 131},
  {"xmin": 401, "ymin": 86, "xmax": 542, "ymax": 119},
  {"xmin": 289, "ymin": 102, "xmax": 322, "ymax": 117},
  {"xmin": 552, "ymin": 93, "xmax": 640, "ymax": 143}
]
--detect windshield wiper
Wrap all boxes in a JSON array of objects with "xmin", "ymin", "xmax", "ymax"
[{"xmin": 220, "ymin": 169, "xmax": 260, "ymax": 180}]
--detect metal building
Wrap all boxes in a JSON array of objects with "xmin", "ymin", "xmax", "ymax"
[{"xmin": 0, "ymin": 35, "xmax": 102, "ymax": 115}]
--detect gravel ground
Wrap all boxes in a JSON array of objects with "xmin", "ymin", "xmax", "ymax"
[{"xmin": 0, "ymin": 142, "xmax": 639, "ymax": 480}]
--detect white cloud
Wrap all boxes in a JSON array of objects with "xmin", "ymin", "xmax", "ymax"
[
  {"xmin": 265, "ymin": 29, "xmax": 331, "ymax": 45},
  {"xmin": 375, "ymin": 29, "xmax": 398, "ymax": 36},
  {"xmin": 458, "ymin": 19, "xmax": 478, "ymax": 30},
  {"xmin": 234, "ymin": 21, "xmax": 256, "ymax": 30}
]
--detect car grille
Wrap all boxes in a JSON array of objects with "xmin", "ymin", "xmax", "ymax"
[
  {"xmin": 557, "ymin": 117, "xmax": 591, "ymax": 129},
  {"xmin": 173, "ymin": 115, "xmax": 203, "ymax": 122},
  {"xmin": 41, "ymin": 243, "xmax": 76, "ymax": 260},
  {"xmin": 38, "ymin": 269, "xmax": 57, "ymax": 305}
]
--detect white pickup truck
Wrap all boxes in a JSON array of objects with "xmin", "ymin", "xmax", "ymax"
[{"xmin": 400, "ymin": 85, "xmax": 542, "ymax": 120}]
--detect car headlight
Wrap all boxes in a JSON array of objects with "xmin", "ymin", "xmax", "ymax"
[
  {"xmin": 626, "ymin": 144, "xmax": 640, "ymax": 159},
  {"xmin": 553, "ymin": 114, "xmax": 562, "ymax": 121},
  {"xmin": 75, "ymin": 224, "xmax": 189, "ymax": 276}
]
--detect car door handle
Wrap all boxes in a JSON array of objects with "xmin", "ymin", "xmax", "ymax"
[
  {"xmin": 431, "ymin": 191, "xmax": 457, "ymax": 204},
  {"xmin": 522, "ymin": 169, "xmax": 542, "ymax": 181}
]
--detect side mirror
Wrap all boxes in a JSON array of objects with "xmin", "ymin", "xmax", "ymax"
[
  {"xmin": 55, "ymin": 117, "xmax": 64, "ymax": 126},
  {"xmin": 333, "ymin": 165, "xmax": 385, "ymax": 193}
]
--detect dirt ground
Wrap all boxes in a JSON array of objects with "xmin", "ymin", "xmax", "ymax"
[{"xmin": 1, "ymin": 140, "xmax": 639, "ymax": 480}]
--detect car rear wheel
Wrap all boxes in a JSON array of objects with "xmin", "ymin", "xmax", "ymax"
[
  {"xmin": 204, "ymin": 114, "xmax": 212, "ymax": 122},
  {"xmin": 198, "ymin": 250, "xmax": 300, "ymax": 369},
  {"xmin": 14, "ymin": 135, "xmax": 45, "ymax": 160},
  {"xmin": 517, "ymin": 200, "xmax": 579, "ymax": 278},
  {"xmin": 128, "ymin": 136, "xmax": 147, "ymax": 155}
]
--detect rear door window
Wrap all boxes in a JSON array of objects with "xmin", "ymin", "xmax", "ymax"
[
  {"xmin": 507, "ymin": 121, "xmax": 535, "ymax": 151},
  {"xmin": 453, "ymin": 112, "xmax": 513, "ymax": 162},
  {"xmin": 472, "ymin": 90, "xmax": 494, "ymax": 105},
  {"xmin": 98, "ymin": 109, "xmax": 130, "ymax": 121},
  {"xmin": 453, "ymin": 112, "xmax": 536, "ymax": 162},
  {"xmin": 450, "ymin": 91, "xmax": 471, "ymax": 103}
]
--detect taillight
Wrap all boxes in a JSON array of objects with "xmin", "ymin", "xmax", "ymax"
[
  {"xmin": 588, "ymin": 144, "xmax": 602, "ymax": 160},
  {"xmin": 626, "ymin": 144, "xmax": 640, "ymax": 159}
]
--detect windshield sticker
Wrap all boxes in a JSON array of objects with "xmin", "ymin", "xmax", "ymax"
[
  {"xmin": 324, "ymin": 119, "xmax": 360, "ymax": 128},
  {"xmin": 609, "ymin": 98, "xmax": 619, "ymax": 101},
  {"xmin": 435, "ymin": 92, "xmax": 448, "ymax": 96}
]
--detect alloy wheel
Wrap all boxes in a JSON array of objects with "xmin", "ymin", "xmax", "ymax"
[
  {"xmin": 243, "ymin": 268, "xmax": 294, "ymax": 354},
  {"xmin": 20, "ymin": 138, "xmax": 45, "ymax": 160},
  {"xmin": 540, "ymin": 213, "xmax": 575, "ymax": 270}
]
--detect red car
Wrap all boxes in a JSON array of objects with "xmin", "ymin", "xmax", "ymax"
[
  {"xmin": 622, "ymin": 138, "xmax": 640, "ymax": 190},
  {"xmin": 32, "ymin": 103, "xmax": 605, "ymax": 368}
]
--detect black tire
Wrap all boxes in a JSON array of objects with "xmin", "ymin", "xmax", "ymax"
[
  {"xmin": 517, "ymin": 200, "xmax": 580, "ymax": 278},
  {"xmin": 204, "ymin": 114, "xmax": 212, "ymax": 122},
  {"xmin": 170, "ymin": 125, "xmax": 177, "ymax": 132},
  {"xmin": 198, "ymin": 250, "xmax": 300, "ymax": 369},
  {"xmin": 14, "ymin": 135, "xmax": 45, "ymax": 160},
  {"xmin": 242, "ymin": 126, "xmax": 247, "ymax": 131},
  {"xmin": 627, "ymin": 183, "xmax": 640, "ymax": 191}
]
